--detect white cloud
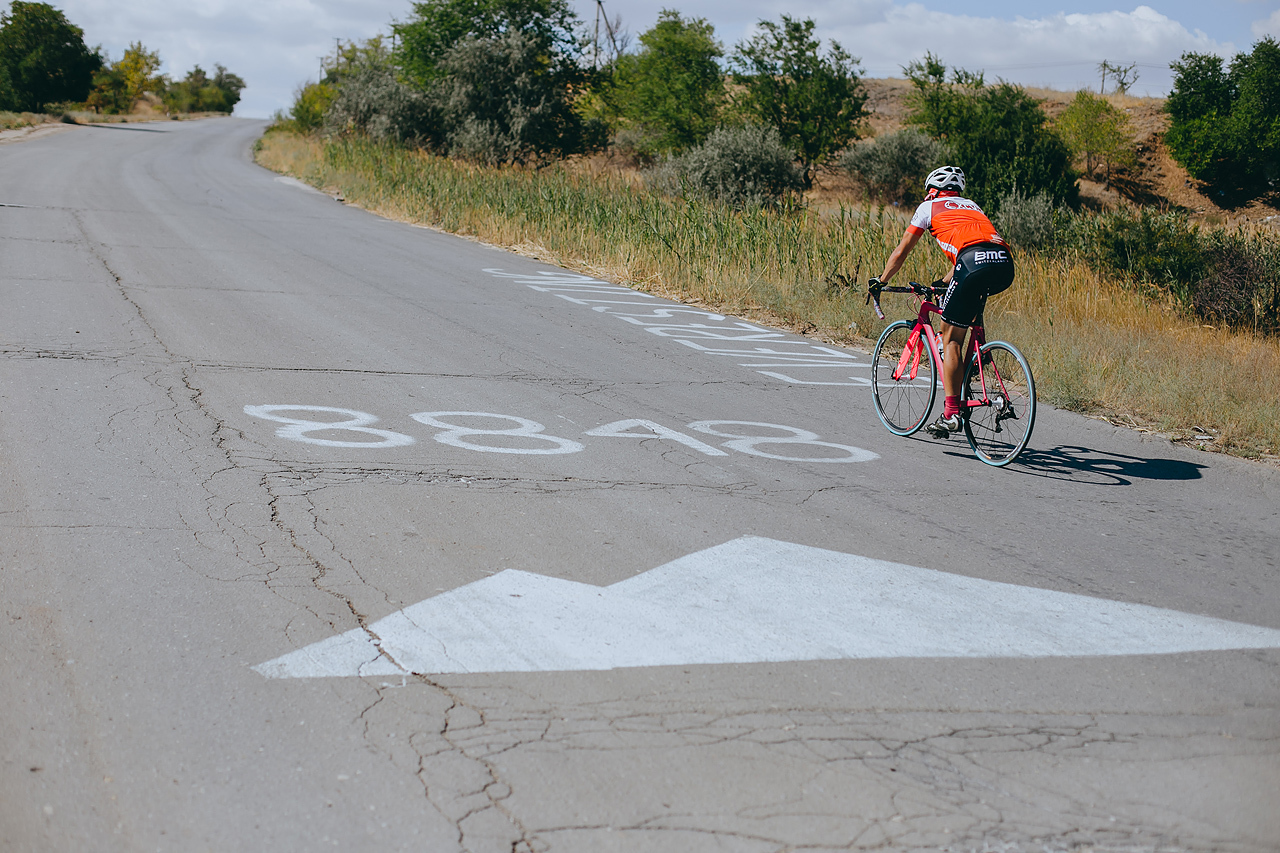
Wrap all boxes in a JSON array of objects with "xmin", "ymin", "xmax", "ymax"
[
  {"xmin": 804, "ymin": 3, "xmax": 1233, "ymax": 95},
  {"xmin": 1252, "ymin": 8, "xmax": 1280, "ymax": 38},
  {"xmin": 58, "ymin": 0, "xmax": 404, "ymax": 117}
]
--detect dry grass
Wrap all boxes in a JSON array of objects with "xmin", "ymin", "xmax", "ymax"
[
  {"xmin": 256, "ymin": 130, "xmax": 1280, "ymax": 461},
  {"xmin": 0, "ymin": 111, "xmax": 51, "ymax": 130}
]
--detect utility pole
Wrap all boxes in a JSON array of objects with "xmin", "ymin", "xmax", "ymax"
[{"xmin": 595, "ymin": 0, "xmax": 620, "ymax": 64}]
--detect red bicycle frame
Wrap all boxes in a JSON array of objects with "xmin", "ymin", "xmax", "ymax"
[{"xmin": 880, "ymin": 284, "xmax": 1003, "ymax": 412}]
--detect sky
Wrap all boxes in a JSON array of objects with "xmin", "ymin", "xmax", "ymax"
[{"xmin": 48, "ymin": 0, "xmax": 1280, "ymax": 118}]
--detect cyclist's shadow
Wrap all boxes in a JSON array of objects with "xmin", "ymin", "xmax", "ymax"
[{"xmin": 978, "ymin": 444, "xmax": 1207, "ymax": 485}]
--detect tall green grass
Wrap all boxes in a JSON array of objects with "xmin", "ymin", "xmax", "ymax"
[{"xmin": 257, "ymin": 131, "xmax": 1280, "ymax": 461}]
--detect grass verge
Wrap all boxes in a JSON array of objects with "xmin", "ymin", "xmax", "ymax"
[{"xmin": 255, "ymin": 130, "xmax": 1280, "ymax": 462}]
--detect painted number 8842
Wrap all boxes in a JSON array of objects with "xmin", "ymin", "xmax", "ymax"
[{"xmin": 243, "ymin": 405, "xmax": 878, "ymax": 464}]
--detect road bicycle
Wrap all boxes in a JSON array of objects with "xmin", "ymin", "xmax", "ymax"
[{"xmin": 866, "ymin": 280, "xmax": 1036, "ymax": 466}]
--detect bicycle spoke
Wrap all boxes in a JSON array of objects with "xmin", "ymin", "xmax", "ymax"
[
  {"xmin": 871, "ymin": 321, "xmax": 937, "ymax": 436},
  {"xmin": 962, "ymin": 341, "xmax": 1036, "ymax": 466}
]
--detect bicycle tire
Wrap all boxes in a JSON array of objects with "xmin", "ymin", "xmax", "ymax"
[
  {"xmin": 962, "ymin": 341, "xmax": 1036, "ymax": 466},
  {"xmin": 871, "ymin": 320, "xmax": 937, "ymax": 436}
]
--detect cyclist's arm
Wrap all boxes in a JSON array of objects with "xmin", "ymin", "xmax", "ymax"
[{"xmin": 878, "ymin": 227, "xmax": 924, "ymax": 283}]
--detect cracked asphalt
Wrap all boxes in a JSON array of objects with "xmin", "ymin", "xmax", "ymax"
[{"xmin": 1, "ymin": 118, "xmax": 1277, "ymax": 852}]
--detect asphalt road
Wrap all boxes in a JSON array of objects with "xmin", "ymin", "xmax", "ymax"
[{"xmin": 2, "ymin": 118, "xmax": 1277, "ymax": 853}]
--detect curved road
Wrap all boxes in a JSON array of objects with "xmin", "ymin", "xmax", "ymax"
[{"xmin": 2, "ymin": 118, "xmax": 1277, "ymax": 852}]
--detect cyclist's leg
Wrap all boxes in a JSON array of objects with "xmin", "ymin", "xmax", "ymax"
[
  {"xmin": 937, "ymin": 262, "xmax": 984, "ymax": 427},
  {"xmin": 938, "ymin": 321, "xmax": 967, "ymax": 407}
]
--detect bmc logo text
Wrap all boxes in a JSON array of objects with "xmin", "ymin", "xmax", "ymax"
[{"xmin": 974, "ymin": 250, "xmax": 1009, "ymax": 263}]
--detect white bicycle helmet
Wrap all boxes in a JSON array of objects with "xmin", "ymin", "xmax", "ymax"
[{"xmin": 925, "ymin": 165, "xmax": 966, "ymax": 192}]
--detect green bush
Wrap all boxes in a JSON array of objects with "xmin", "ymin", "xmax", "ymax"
[
  {"xmin": 837, "ymin": 128, "xmax": 949, "ymax": 203},
  {"xmin": 162, "ymin": 64, "xmax": 245, "ymax": 114},
  {"xmin": 598, "ymin": 11, "xmax": 725, "ymax": 157},
  {"xmin": 284, "ymin": 81, "xmax": 334, "ymax": 131},
  {"xmin": 993, "ymin": 190, "xmax": 1058, "ymax": 251},
  {"xmin": 655, "ymin": 123, "xmax": 803, "ymax": 208},
  {"xmin": 1074, "ymin": 207, "xmax": 1205, "ymax": 301},
  {"xmin": 1192, "ymin": 231, "xmax": 1280, "ymax": 333},
  {"xmin": 1165, "ymin": 37, "xmax": 1280, "ymax": 197},
  {"xmin": 904, "ymin": 53, "xmax": 1078, "ymax": 208},
  {"xmin": 393, "ymin": 0, "xmax": 581, "ymax": 89},
  {"xmin": 1057, "ymin": 206, "xmax": 1280, "ymax": 334},
  {"xmin": 325, "ymin": 64, "xmax": 436, "ymax": 144},
  {"xmin": 0, "ymin": 1, "xmax": 99, "ymax": 112},
  {"xmin": 430, "ymin": 28, "xmax": 589, "ymax": 164}
]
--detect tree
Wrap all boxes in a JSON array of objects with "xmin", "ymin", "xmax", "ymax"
[
  {"xmin": 1097, "ymin": 60, "xmax": 1138, "ymax": 95},
  {"xmin": 85, "ymin": 43, "xmax": 173, "ymax": 114},
  {"xmin": 322, "ymin": 36, "xmax": 395, "ymax": 83},
  {"xmin": 430, "ymin": 28, "xmax": 588, "ymax": 163},
  {"xmin": 210, "ymin": 64, "xmax": 245, "ymax": 109},
  {"xmin": 1055, "ymin": 90, "xmax": 1134, "ymax": 182},
  {"xmin": 279, "ymin": 37, "xmax": 387, "ymax": 133},
  {"xmin": 392, "ymin": 0, "xmax": 580, "ymax": 89},
  {"xmin": 283, "ymin": 81, "xmax": 334, "ymax": 130},
  {"xmin": 0, "ymin": 1, "xmax": 100, "ymax": 111},
  {"xmin": 904, "ymin": 53, "xmax": 1077, "ymax": 208},
  {"xmin": 603, "ymin": 10, "xmax": 724, "ymax": 156},
  {"xmin": 116, "ymin": 42, "xmax": 160, "ymax": 104},
  {"xmin": 730, "ymin": 15, "xmax": 867, "ymax": 184},
  {"xmin": 163, "ymin": 63, "xmax": 245, "ymax": 113},
  {"xmin": 84, "ymin": 63, "xmax": 128, "ymax": 113},
  {"xmin": 1165, "ymin": 37, "xmax": 1280, "ymax": 196}
]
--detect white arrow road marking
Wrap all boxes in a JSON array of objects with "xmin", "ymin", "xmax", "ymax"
[{"xmin": 253, "ymin": 537, "xmax": 1280, "ymax": 678}]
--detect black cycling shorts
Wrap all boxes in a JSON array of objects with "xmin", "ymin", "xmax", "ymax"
[{"xmin": 940, "ymin": 242, "xmax": 1015, "ymax": 328}]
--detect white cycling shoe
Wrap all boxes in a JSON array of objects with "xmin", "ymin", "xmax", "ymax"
[{"xmin": 925, "ymin": 413, "xmax": 963, "ymax": 438}]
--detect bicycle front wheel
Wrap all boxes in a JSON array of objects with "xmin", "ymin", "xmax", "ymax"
[
  {"xmin": 871, "ymin": 320, "xmax": 937, "ymax": 436},
  {"xmin": 962, "ymin": 341, "xmax": 1036, "ymax": 466}
]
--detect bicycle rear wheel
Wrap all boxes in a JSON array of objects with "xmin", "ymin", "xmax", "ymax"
[
  {"xmin": 871, "ymin": 320, "xmax": 937, "ymax": 436},
  {"xmin": 962, "ymin": 341, "xmax": 1035, "ymax": 466}
]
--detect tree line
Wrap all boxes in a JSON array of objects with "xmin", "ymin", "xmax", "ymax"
[
  {"xmin": 0, "ymin": 1, "xmax": 244, "ymax": 115},
  {"xmin": 281, "ymin": 0, "xmax": 1277, "ymax": 209}
]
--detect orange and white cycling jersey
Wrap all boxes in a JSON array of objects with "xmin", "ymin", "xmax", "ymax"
[{"xmin": 906, "ymin": 194, "xmax": 1006, "ymax": 263}]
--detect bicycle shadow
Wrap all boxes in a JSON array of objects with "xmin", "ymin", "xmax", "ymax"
[{"xmin": 951, "ymin": 444, "xmax": 1207, "ymax": 485}]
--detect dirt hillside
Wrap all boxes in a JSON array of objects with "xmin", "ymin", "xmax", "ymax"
[{"xmin": 829, "ymin": 78, "xmax": 1280, "ymax": 234}]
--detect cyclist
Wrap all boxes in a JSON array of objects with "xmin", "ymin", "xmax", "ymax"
[{"xmin": 870, "ymin": 165, "xmax": 1014, "ymax": 437}]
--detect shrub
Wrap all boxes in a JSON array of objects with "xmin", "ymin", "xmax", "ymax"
[
  {"xmin": 1166, "ymin": 37, "xmax": 1280, "ymax": 198},
  {"xmin": 284, "ymin": 81, "xmax": 334, "ymax": 131},
  {"xmin": 837, "ymin": 128, "xmax": 949, "ymax": 203},
  {"xmin": 904, "ymin": 53, "xmax": 1078, "ymax": 208},
  {"xmin": 163, "ymin": 63, "xmax": 245, "ymax": 114},
  {"xmin": 430, "ymin": 29, "xmax": 589, "ymax": 163},
  {"xmin": 993, "ymin": 190, "xmax": 1057, "ymax": 251},
  {"xmin": 656, "ymin": 123, "xmax": 803, "ymax": 207},
  {"xmin": 1192, "ymin": 231, "xmax": 1280, "ymax": 333},
  {"xmin": 0, "ymin": 109, "xmax": 43, "ymax": 128},
  {"xmin": 325, "ymin": 64, "xmax": 436, "ymax": 144},
  {"xmin": 1074, "ymin": 207, "xmax": 1206, "ymax": 301}
]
